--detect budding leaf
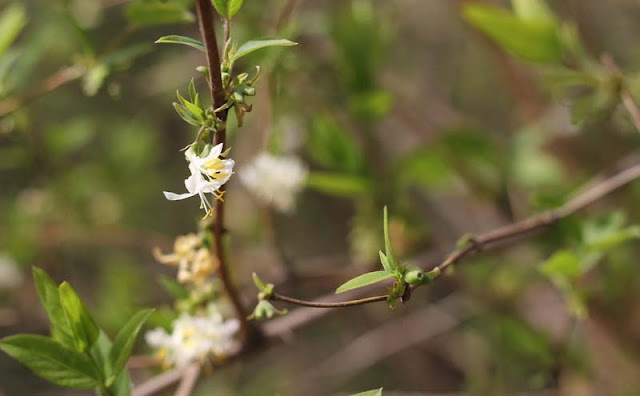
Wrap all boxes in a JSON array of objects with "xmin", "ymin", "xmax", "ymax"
[
  {"xmin": 213, "ymin": 0, "xmax": 245, "ymax": 19},
  {"xmin": 511, "ymin": 0, "xmax": 555, "ymax": 22},
  {"xmin": 126, "ymin": 1, "xmax": 194, "ymax": 26},
  {"xmin": 0, "ymin": 3, "xmax": 26, "ymax": 58},
  {"xmin": 32, "ymin": 267, "xmax": 75, "ymax": 348},
  {"xmin": 155, "ymin": 35, "xmax": 205, "ymax": 51},
  {"xmin": 382, "ymin": 206, "xmax": 398, "ymax": 271},
  {"xmin": 336, "ymin": 271, "xmax": 394, "ymax": 294},
  {"xmin": 58, "ymin": 282, "xmax": 100, "ymax": 353},
  {"xmin": 0, "ymin": 335, "xmax": 100, "ymax": 389},
  {"xmin": 232, "ymin": 39, "xmax": 298, "ymax": 61}
]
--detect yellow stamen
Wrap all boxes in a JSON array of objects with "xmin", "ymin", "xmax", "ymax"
[{"xmin": 212, "ymin": 172, "xmax": 228, "ymax": 179}]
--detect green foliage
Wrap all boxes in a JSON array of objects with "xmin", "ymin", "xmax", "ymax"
[
  {"xmin": 462, "ymin": 3, "xmax": 563, "ymax": 63},
  {"xmin": 212, "ymin": 0, "xmax": 245, "ymax": 19},
  {"xmin": 156, "ymin": 35, "xmax": 205, "ymax": 51},
  {"xmin": 108, "ymin": 309, "xmax": 154, "ymax": 386},
  {"xmin": 0, "ymin": 3, "xmax": 26, "ymax": 58},
  {"xmin": 33, "ymin": 267, "xmax": 75, "ymax": 348},
  {"xmin": 511, "ymin": 0, "xmax": 555, "ymax": 22},
  {"xmin": 1, "ymin": 268, "xmax": 152, "ymax": 395},
  {"xmin": 232, "ymin": 39, "xmax": 298, "ymax": 61},
  {"xmin": 59, "ymin": 282, "xmax": 100, "ymax": 353},
  {"xmin": 125, "ymin": 0, "xmax": 194, "ymax": 26},
  {"xmin": 335, "ymin": 271, "xmax": 394, "ymax": 294},
  {"xmin": 0, "ymin": 335, "xmax": 100, "ymax": 389}
]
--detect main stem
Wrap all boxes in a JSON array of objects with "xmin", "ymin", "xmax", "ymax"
[{"xmin": 195, "ymin": 0, "xmax": 259, "ymax": 346}]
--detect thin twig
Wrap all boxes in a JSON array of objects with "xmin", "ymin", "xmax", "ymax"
[
  {"xmin": 132, "ymin": 365, "xmax": 191, "ymax": 396},
  {"xmin": 194, "ymin": 0, "xmax": 259, "ymax": 346},
  {"xmin": 270, "ymin": 292, "xmax": 388, "ymax": 308}
]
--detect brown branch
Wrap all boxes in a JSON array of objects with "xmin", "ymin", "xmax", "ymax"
[
  {"xmin": 270, "ymin": 292, "xmax": 388, "ymax": 308},
  {"xmin": 194, "ymin": 0, "xmax": 260, "ymax": 347},
  {"xmin": 264, "ymin": 161, "xmax": 640, "ymax": 309},
  {"xmin": 0, "ymin": 66, "xmax": 83, "ymax": 117}
]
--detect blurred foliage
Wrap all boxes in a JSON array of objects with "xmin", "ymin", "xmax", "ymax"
[{"xmin": 1, "ymin": 0, "xmax": 640, "ymax": 395}]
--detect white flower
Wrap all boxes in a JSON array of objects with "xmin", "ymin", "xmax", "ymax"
[
  {"xmin": 239, "ymin": 153, "xmax": 308, "ymax": 213},
  {"xmin": 145, "ymin": 311, "xmax": 241, "ymax": 368},
  {"xmin": 163, "ymin": 144, "xmax": 234, "ymax": 217},
  {"xmin": 0, "ymin": 254, "xmax": 23, "ymax": 290}
]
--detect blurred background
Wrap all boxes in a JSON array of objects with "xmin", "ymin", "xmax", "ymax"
[{"xmin": 2, "ymin": 0, "xmax": 640, "ymax": 394}]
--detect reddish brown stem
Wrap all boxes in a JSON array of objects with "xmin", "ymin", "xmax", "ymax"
[{"xmin": 194, "ymin": 0, "xmax": 259, "ymax": 346}]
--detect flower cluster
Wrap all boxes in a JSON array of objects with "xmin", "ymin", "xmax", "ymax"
[
  {"xmin": 239, "ymin": 152, "xmax": 308, "ymax": 213},
  {"xmin": 164, "ymin": 143, "xmax": 234, "ymax": 218},
  {"xmin": 153, "ymin": 233, "xmax": 218, "ymax": 284},
  {"xmin": 145, "ymin": 308, "xmax": 240, "ymax": 368}
]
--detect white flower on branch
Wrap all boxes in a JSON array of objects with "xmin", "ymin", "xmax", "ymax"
[
  {"xmin": 153, "ymin": 233, "xmax": 219, "ymax": 284},
  {"xmin": 239, "ymin": 153, "xmax": 308, "ymax": 213},
  {"xmin": 145, "ymin": 310, "xmax": 240, "ymax": 368},
  {"xmin": 163, "ymin": 143, "xmax": 235, "ymax": 218}
]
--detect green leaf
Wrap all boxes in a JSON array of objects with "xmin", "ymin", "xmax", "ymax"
[
  {"xmin": 173, "ymin": 102, "xmax": 203, "ymax": 126},
  {"xmin": 379, "ymin": 251, "xmax": 392, "ymax": 273},
  {"xmin": 125, "ymin": 1, "xmax": 194, "ymax": 27},
  {"xmin": 0, "ymin": 335, "xmax": 100, "ymax": 389},
  {"xmin": 212, "ymin": 0, "xmax": 245, "ymax": 19},
  {"xmin": 511, "ymin": 0, "xmax": 555, "ymax": 22},
  {"xmin": 306, "ymin": 172, "xmax": 371, "ymax": 198},
  {"xmin": 0, "ymin": 3, "xmax": 26, "ymax": 58},
  {"xmin": 382, "ymin": 206, "xmax": 397, "ymax": 271},
  {"xmin": 155, "ymin": 35, "xmax": 205, "ymax": 51},
  {"xmin": 59, "ymin": 282, "xmax": 100, "ymax": 353},
  {"xmin": 351, "ymin": 388, "xmax": 383, "ymax": 396},
  {"xmin": 90, "ymin": 332, "xmax": 132, "ymax": 396},
  {"xmin": 108, "ymin": 309, "xmax": 154, "ymax": 385},
  {"xmin": 462, "ymin": 3, "xmax": 563, "ymax": 63},
  {"xmin": 232, "ymin": 39, "xmax": 298, "ymax": 61},
  {"xmin": 539, "ymin": 250, "xmax": 581, "ymax": 284},
  {"xmin": 336, "ymin": 271, "xmax": 394, "ymax": 294},
  {"xmin": 32, "ymin": 267, "xmax": 75, "ymax": 348},
  {"xmin": 585, "ymin": 226, "xmax": 640, "ymax": 252}
]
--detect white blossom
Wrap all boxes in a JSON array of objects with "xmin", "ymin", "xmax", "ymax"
[
  {"xmin": 163, "ymin": 144, "xmax": 234, "ymax": 218},
  {"xmin": 239, "ymin": 153, "xmax": 308, "ymax": 213},
  {"xmin": 145, "ymin": 310, "xmax": 240, "ymax": 368},
  {"xmin": 0, "ymin": 254, "xmax": 23, "ymax": 290}
]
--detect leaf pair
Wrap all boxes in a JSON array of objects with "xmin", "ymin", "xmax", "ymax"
[
  {"xmin": 156, "ymin": 36, "xmax": 297, "ymax": 62},
  {"xmin": 0, "ymin": 268, "xmax": 153, "ymax": 395},
  {"xmin": 336, "ymin": 207, "xmax": 400, "ymax": 294}
]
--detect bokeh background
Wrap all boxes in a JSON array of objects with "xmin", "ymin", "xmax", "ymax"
[{"xmin": 2, "ymin": 0, "xmax": 640, "ymax": 395}]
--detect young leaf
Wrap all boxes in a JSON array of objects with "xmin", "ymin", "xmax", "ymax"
[
  {"xmin": 0, "ymin": 3, "xmax": 26, "ymax": 58},
  {"xmin": 125, "ymin": 1, "xmax": 194, "ymax": 27},
  {"xmin": 232, "ymin": 39, "xmax": 298, "ymax": 61},
  {"xmin": 383, "ymin": 206, "xmax": 397, "ymax": 271},
  {"xmin": 462, "ymin": 3, "xmax": 563, "ymax": 63},
  {"xmin": 59, "ymin": 282, "xmax": 100, "ymax": 352},
  {"xmin": 379, "ymin": 251, "xmax": 392, "ymax": 273},
  {"xmin": 212, "ymin": 0, "xmax": 245, "ymax": 19},
  {"xmin": 32, "ymin": 267, "xmax": 75, "ymax": 348},
  {"xmin": 155, "ymin": 35, "xmax": 205, "ymax": 51},
  {"xmin": 107, "ymin": 309, "xmax": 154, "ymax": 385},
  {"xmin": 351, "ymin": 389, "xmax": 383, "ymax": 396},
  {"xmin": 89, "ymin": 332, "xmax": 132, "ymax": 396},
  {"xmin": 336, "ymin": 271, "xmax": 394, "ymax": 294},
  {"xmin": 0, "ymin": 335, "xmax": 100, "ymax": 389}
]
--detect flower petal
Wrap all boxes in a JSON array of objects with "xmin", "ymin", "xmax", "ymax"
[{"xmin": 163, "ymin": 191, "xmax": 197, "ymax": 200}]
